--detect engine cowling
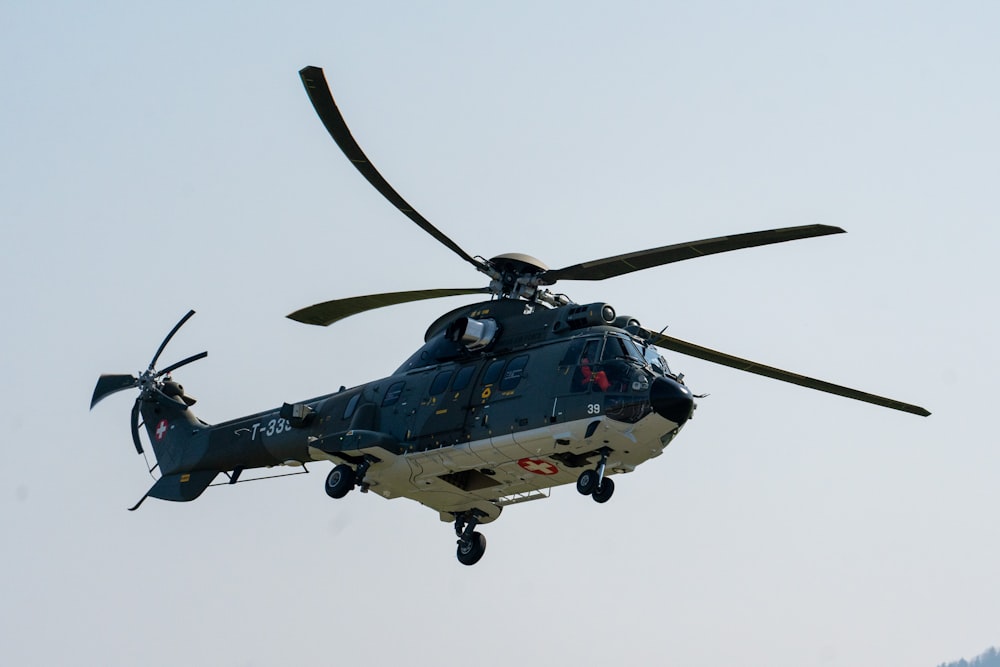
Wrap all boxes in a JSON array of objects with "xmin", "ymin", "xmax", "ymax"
[{"xmin": 446, "ymin": 317, "xmax": 499, "ymax": 351}]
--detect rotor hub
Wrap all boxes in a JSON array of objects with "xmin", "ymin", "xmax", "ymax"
[{"xmin": 487, "ymin": 253, "xmax": 549, "ymax": 298}]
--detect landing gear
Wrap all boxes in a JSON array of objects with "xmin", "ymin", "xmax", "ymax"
[
  {"xmin": 592, "ymin": 477, "xmax": 615, "ymax": 503},
  {"xmin": 576, "ymin": 447, "xmax": 615, "ymax": 503},
  {"xmin": 576, "ymin": 468, "xmax": 599, "ymax": 495},
  {"xmin": 324, "ymin": 456, "xmax": 377, "ymax": 499},
  {"xmin": 454, "ymin": 511, "xmax": 487, "ymax": 566},
  {"xmin": 457, "ymin": 532, "xmax": 487, "ymax": 566},
  {"xmin": 325, "ymin": 464, "xmax": 355, "ymax": 499}
]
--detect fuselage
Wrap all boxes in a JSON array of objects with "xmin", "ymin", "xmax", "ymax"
[{"xmin": 144, "ymin": 299, "xmax": 695, "ymax": 521}]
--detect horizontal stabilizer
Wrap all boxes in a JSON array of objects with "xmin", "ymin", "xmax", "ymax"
[{"xmin": 147, "ymin": 470, "xmax": 219, "ymax": 503}]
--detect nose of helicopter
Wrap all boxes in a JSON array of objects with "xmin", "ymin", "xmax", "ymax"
[{"xmin": 650, "ymin": 376, "xmax": 695, "ymax": 426}]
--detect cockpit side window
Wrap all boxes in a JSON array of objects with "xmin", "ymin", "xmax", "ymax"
[
  {"xmin": 572, "ymin": 339, "xmax": 605, "ymax": 392},
  {"xmin": 580, "ymin": 339, "xmax": 601, "ymax": 365},
  {"xmin": 602, "ymin": 336, "xmax": 628, "ymax": 361},
  {"xmin": 559, "ymin": 339, "xmax": 586, "ymax": 367}
]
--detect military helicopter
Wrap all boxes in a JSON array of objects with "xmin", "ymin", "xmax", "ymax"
[{"xmin": 91, "ymin": 66, "xmax": 929, "ymax": 566}]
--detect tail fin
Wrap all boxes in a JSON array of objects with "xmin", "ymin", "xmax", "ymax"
[
  {"xmin": 134, "ymin": 391, "xmax": 217, "ymax": 506},
  {"xmin": 139, "ymin": 387, "xmax": 204, "ymax": 471}
]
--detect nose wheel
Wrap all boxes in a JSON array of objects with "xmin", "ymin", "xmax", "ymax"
[{"xmin": 576, "ymin": 447, "xmax": 616, "ymax": 503}]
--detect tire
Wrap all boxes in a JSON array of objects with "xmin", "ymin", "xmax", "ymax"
[
  {"xmin": 576, "ymin": 469, "xmax": 598, "ymax": 496},
  {"xmin": 457, "ymin": 531, "xmax": 487, "ymax": 566},
  {"xmin": 592, "ymin": 477, "xmax": 615, "ymax": 504},
  {"xmin": 325, "ymin": 464, "xmax": 355, "ymax": 499}
]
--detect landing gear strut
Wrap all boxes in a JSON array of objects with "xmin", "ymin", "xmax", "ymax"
[
  {"xmin": 576, "ymin": 447, "xmax": 615, "ymax": 503},
  {"xmin": 454, "ymin": 511, "xmax": 487, "ymax": 566}
]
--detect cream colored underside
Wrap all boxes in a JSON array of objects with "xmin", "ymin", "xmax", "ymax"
[{"xmin": 308, "ymin": 413, "xmax": 683, "ymax": 523}]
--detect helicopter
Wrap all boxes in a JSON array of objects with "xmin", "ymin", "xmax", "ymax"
[{"xmin": 91, "ymin": 66, "xmax": 929, "ymax": 566}]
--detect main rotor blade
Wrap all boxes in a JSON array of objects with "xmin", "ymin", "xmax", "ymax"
[
  {"xmin": 645, "ymin": 330, "xmax": 930, "ymax": 417},
  {"xmin": 542, "ymin": 225, "xmax": 845, "ymax": 283},
  {"xmin": 299, "ymin": 66, "xmax": 482, "ymax": 270},
  {"xmin": 288, "ymin": 288, "xmax": 491, "ymax": 327},
  {"xmin": 149, "ymin": 309, "xmax": 196, "ymax": 370},
  {"xmin": 91, "ymin": 374, "xmax": 139, "ymax": 409}
]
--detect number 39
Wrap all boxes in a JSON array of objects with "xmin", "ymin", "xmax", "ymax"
[{"xmin": 587, "ymin": 403, "xmax": 601, "ymax": 415}]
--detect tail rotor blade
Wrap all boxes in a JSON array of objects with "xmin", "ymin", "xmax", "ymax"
[
  {"xmin": 156, "ymin": 350, "xmax": 208, "ymax": 377},
  {"xmin": 149, "ymin": 310, "xmax": 196, "ymax": 370},
  {"xmin": 91, "ymin": 374, "xmax": 139, "ymax": 409},
  {"xmin": 130, "ymin": 398, "xmax": 144, "ymax": 454}
]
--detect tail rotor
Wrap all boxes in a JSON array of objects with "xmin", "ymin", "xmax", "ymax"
[{"xmin": 90, "ymin": 309, "xmax": 208, "ymax": 455}]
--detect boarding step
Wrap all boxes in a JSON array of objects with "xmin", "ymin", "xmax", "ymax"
[{"xmin": 496, "ymin": 488, "xmax": 550, "ymax": 507}]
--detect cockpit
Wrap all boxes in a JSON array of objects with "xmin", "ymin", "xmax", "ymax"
[
  {"xmin": 601, "ymin": 333, "xmax": 674, "ymax": 379},
  {"xmin": 556, "ymin": 333, "xmax": 680, "ymax": 423}
]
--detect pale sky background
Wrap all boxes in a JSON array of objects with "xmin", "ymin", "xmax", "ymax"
[{"xmin": 2, "ymin": 3, "xmax": 997, "ymax": 666}]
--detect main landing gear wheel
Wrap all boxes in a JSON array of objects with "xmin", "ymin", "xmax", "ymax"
[
  {"xmin": 592, "ymin": 477, "xmax": 615, "ymax": 503},
  {"xmin": 576, "ymin": 469, "xmax": 599, "ymax": 495},
  {"xmin": 454, "ymin": 511, "xmax": 487, "ymax": 565},
  {"xmin": 577, "ymin": 447, "xmax": 615, "ymax": 502},
  {"xmin": 325, "ymin": 464, "xmax": 355, "ymax": 499},
  {"xmin": 457, "ymin": 531, "xmax": 487, "ymax": 566}
]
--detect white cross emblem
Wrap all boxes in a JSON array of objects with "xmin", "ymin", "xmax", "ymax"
[
  {"xmin": 518, "ymin": 458, "xmax": 558, "ymax": 475},
  {"xmin": 155, "ymin": 419, "xmax": 169, "ymax": 441}
]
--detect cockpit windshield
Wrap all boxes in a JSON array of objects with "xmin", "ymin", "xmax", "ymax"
[
  {"xmin": 602, "ymin": 335, "xmax": 646, "ymax": 364},
  {"xmin": 621, "ymin": 336, "xmax": 645, "ymax": 364},
  {"xmin": 643, "ymin": 345, "xmax": 672, "ymax": 376}
]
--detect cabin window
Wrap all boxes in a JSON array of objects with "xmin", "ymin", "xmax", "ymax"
[
  {"xmin": 499, "ymin": 355, "xmax": 529, "ymax": 391},
  {"xmin": 382, "ymin": 381, "xmax": 405, "ymax": 407},
  {"xmin": 429, "ymin": 370, "xmax": 454, "ymax": 395},
  {"xmin": 343, "ymin": 393, "xmax": 360, "ymax": 420},
  {"xmin": 481, "ymin": 359, "xmax": 506, "ymax": 386},
  {"xmin": 452, "ymin": 365, "xmax": 475, "ymax": 392}
]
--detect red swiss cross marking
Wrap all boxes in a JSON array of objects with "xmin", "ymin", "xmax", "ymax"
[
  {"xmin": 155, "ymin": 419, "xmax": 169, "ymax": 441},
  {"xmin": 517, "ymin": 458, "xmax": 559, "ymax": 476}
]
